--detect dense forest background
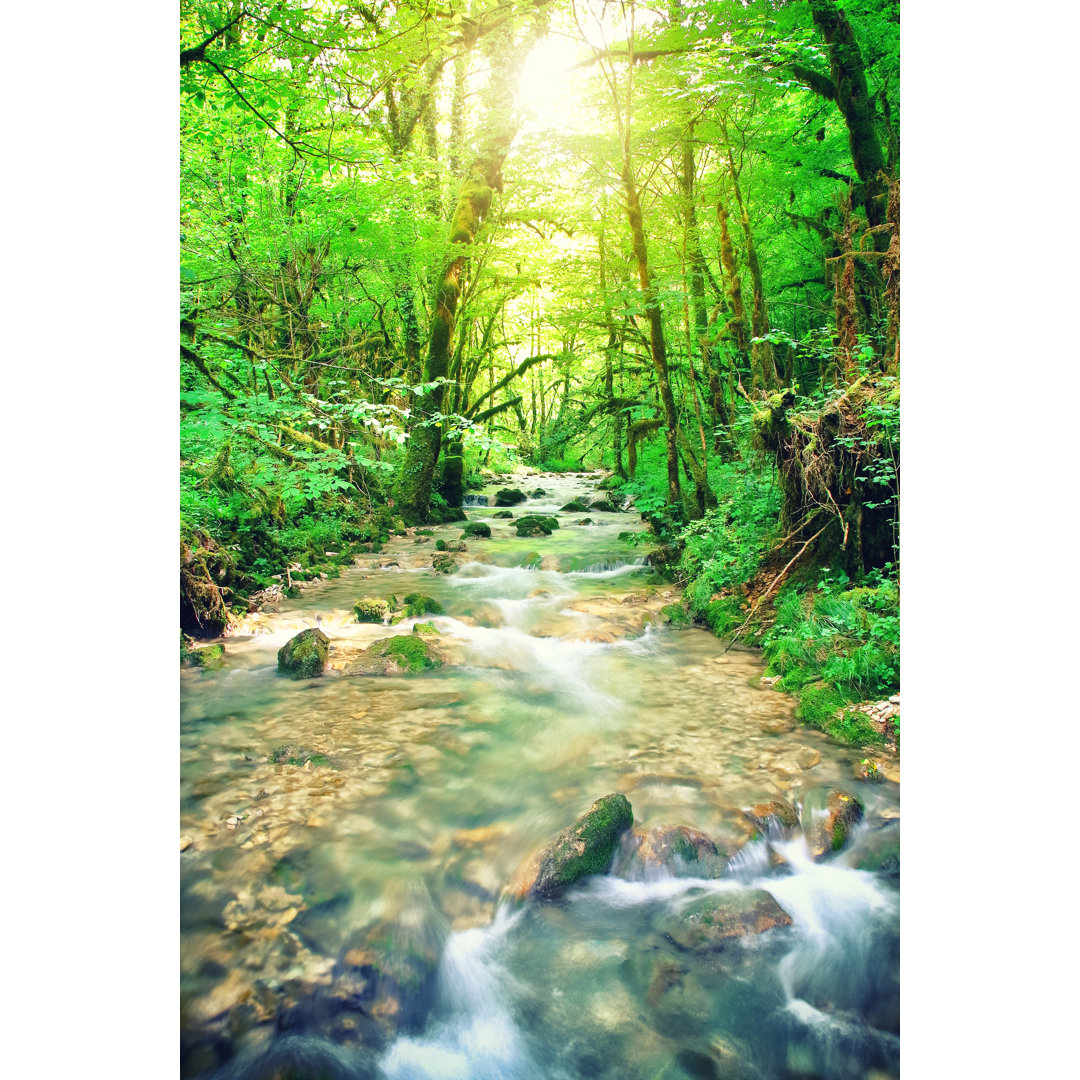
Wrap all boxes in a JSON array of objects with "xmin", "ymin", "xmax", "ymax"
[{"xmin": 179, "ymin": 0, "xmax": 902, "ymax": 742}]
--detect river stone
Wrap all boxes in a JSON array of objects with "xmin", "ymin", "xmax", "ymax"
[
  {"xmin": 662, "ymin": 889, "xmax": 793, "ymax": 953},
  {"xmin": 529, "ymin": 487, "xmax": 547, "ymax": 497},
  {"xmin": 846, "ymin": 821, "xmax": 900, "ymax": 875},
  {"xmin": 560, "ymin": 498, "xmax": 590, "ymax": 513},
  {"xmin": 589, "ymin": 498, "xmax": 618, "ymax": 512},
  {"xmin": 507, "ymin": 793, "xmax": 635, "ymax": 901},
  {"xmin": 802, "ymin": 787, "xmax": 865, "ymax": 859},
  {"xmin": 748, "ymin": 799, "xmax": 799, "ymax": 835},
  {"xmin": 495, "ymin": 487, "xmax": 528, "ymax": 506},
  {"xmin": 354, "ymin": 596, "xmax": 391, "ymax": 623},
  {"xmin": 460, "ymin": 521, "xmax": 491, "ymax": 539},
  {"xmin": 613, "ymin": 825, "xmax": 724, "ymax": 881},
  {"xmin": 402, "ymin": 593, "xmax": 444, "ymax": 617},
  {"xmin": 492, "ymin": 510, "xmax": 514, "ymax": 519},
  {"xmin": 277, "ymin": 628, "xmax": 330, "ymax": 679},
  {"xmin": 431, "ymin": 554, "xmax": 457, "ymax": 574},
  {"xmin": 344, "ymin": 636, "xmax": 445, "ymax": 676},
  {"xmin": 187, "ymin": 642, "xmax": 225, "ymax": 669}
]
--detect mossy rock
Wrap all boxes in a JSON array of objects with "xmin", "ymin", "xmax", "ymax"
[
  {"xmin": 660, "ymin": 603, "xmax": 691, "ymax": 628},
  {"xmin": 802, "ymin": 787, "xmax": 865, "ymax": 860},
  {"xmin": 492, "ymin": 510, "xmax": 514, "ymax": 519},
  {"xmin": 186, "ymin": 642, "xmax": 225, "ymax": 670},
  {"xmin": 445, "ymin": 540, "xmax": 467, "ymax": 552},
  {"xmin": 515, "ymin": 515, "xmax": 559, "ymax": 537},
  {"xmin": 434, "ymin": 539, "xmax": 447, "ymax": 551},
  {"xmin": 529, "ymin": 487, "xmax": 546, "ymax": 497},
  {"xmin": 354, "ymin": 596, "xmax": 391, "ymax": 623},
  {"xmin": 596, "ymin": 475, "xmax": 621, "ymax": 491},
  {"xmin": 415, "ymin": 529, "xmax": 434, "ymax": 536},
  {"xmin": 369, "ymin": 635, "xmax": 444, "ymax": 672},
  {"xmin": 575, "ymin": 517, "xmax": 593, "ymax": 526},
  {"xmin": 494, "ymin": 488, "xmax": 528, "ymax": 506},
  {"xmin": 412, "ymin": 622, "xmax": 440, "ymax": 636},
  {"xmin": 268, "ymin": 744, "xmax": 331, "ymax": 767},
  {"xmin": 432, "ymin": 554, "xmax": 457, "ymax": 574},
  {"xmin": 560, "ymin": 499, "xmax": 590, "ymax": 513},
  {"xmin": 277, "ymin": 628, "xmax": 330, "ymax": 680},
  {"xmin": 461, "ymin": 522, "xmax": 491, "ymax": 539},
  {"xmin": 403, "ymin": 593, "xmax": 444, "ymax": 617},
  {"xmin": 507, "ymin": 793, "xmax": 635, "ymax": 901},
  {"xmin": 589, "ymin": 499, "xmax": 618, "ymax": 513},
  {"xmin": 660, "ymin": 889, "xmax": 793, "ymax": 953}
]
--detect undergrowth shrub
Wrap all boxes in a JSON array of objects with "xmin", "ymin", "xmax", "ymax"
[{"xmin": 762, "ymin": 567, "xmax": 899, "ymax": 743}]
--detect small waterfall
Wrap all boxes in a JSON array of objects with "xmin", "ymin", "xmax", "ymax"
[
  {"xmin": 381, "ymin": 907, "xmax": 533, "ymax": 1080},
  {"xmin": 461, "ymin": 494, "xmax": 492, "ymax": 507}
]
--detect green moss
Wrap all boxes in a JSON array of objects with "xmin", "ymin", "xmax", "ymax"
[
  {"xmin": 660, "ymin": 603, "xmax": 691, "ymax": 628},
  {"xmin": 276, "ymin": 628, "xmax": 329, "ymax": 679},
  {"xmin": 435, "ymin": 539, "xmax": 447, "ymax": 551},
  {"xmin": 412, "ymin": 622, "xmax": 439, "ymax": 635},
  {"xmin": 354, "ymin": 596, "xmax": 391, "ymax": 623},
  {"xmin": 559, "ymin": 499, "xmax": 590, "ymax": 512},
  {"xmin": 403, "ymin": 593, "xmax": 445, "ymax": 617},
  {"xmin": 269, "ymin": 744, "xmax": 331, "ymax": 766},
  {"xmin": 492, "ymin": 510, "xmax": 514, "ymax": 519},
  {"xmin": 187, "ymin": 642, "xmax": 225, "ymax": 669},
  {"xmin": 461, "ymin": 521, "xmax": 491, "ymax": 538},
  {"xmin": 432, "ymin": 554, "xmax": 457, "ymax": 574},
  {"xmin": 369, "ymin": 635, "xmax": 444, "ymax": 672}
]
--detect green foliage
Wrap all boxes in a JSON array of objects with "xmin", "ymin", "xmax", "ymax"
[
  {"xmin": 678, "ymin": 461, "xmax": 783, "ymax": 611},
  {"xmin": 762, "ymin": 567, "xmax": 899, "ymax": 743}
]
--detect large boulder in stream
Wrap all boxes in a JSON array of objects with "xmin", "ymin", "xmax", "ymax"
[
  {"xmin": 506, "ymin": 793, "xmax": 635, "ymax": 901},
  {"xmin": 495, "ymin": 487, "xmax": 528, "ymax": 506},
  {"xmin": 354, "ymin": 596, "xmax": 391, "ymax": 623},
  {"xmin": 277, "ymin": 628, "xmax": 330, "ymax": 679},
  {"xmin": 660, "ymin": 889, "xmax": 793, "ymax": 953},
  {"xmin": 802, "ymin": 787, "xmax": 864, "ymax": 860},
  {"xmin": 515, "ymin": 514, "xmax": 559, "ymax": 537},
  {"xmin": 431, "ymin": 554, "xmax": 457, "ymax": 574},
  {"xmin": 460, "ymin": 521, "xmax": 491, "ymax": 539}
]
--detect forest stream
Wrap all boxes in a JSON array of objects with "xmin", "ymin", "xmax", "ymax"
[{"xmin": 180, "ymin": 472, "xmax": 900, "ymax": 1080}]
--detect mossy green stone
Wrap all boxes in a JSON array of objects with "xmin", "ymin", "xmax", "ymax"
[
  {"xmin": 432, "ymin": 554, "xmax": 457, "ymax": 574},
  {"xmin": 403, "ymin": 593, "xmax": 445, "ymax": 617},
  {"xmin": 368, "ymin": 635, "xmax": 444, "ymax": 672},
  {"xmin": 188, "ymin": 642, "xmax": 225, "ymax": 669},
  {"xmin": 461, "ymin": 521, "xmax": 491, "ymax": 538},
  {"xmin": 277, "ymin": 628, "xmax": 330, "ymax": 679},
  {"xmin": 529, "ymin": 793, "xmax": 634, "ymax": 899},
  {"xmin": 354, "ymin": 596, "xmax": 391, "ymax": 622}
]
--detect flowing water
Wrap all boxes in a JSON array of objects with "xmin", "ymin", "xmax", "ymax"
[{"xmin": 181, "ymin": 472, "xmax": 900, "ymax": 1080}]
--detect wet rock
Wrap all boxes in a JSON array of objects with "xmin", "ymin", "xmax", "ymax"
[
  {"xmin": 444, "ymin": 540, "xmax": 467, "ymax": 553},
  {"xmin": 460, "ymin": 521, "xmax": 491, "ymax": 539},
  {"xmin": 331, "ymin": 881, "xmax": 448, "ymax": 1039},
  {"xmin": 748, "ymin": 799, "xmax": 799, "ymax": 835},
  {"xmin": 431, "ymin": 554, "xmax": 457, "ymax": 574},
  {"xmin": 621, "ymin": 591, "xmax": 652, "ymax": 605},
  {"xmin": 180, "ymin": 835, "xmax": 194, "ymax": 852},
  {"xmin": 575, "ymin": 517, "xmax": 593, "ymax": 525},
  {"xmin": 269, "ymin": 744, "xmax": 331, "ymax": 767},
  {"xmin": 187, "ymin": 642, "xmax": 225, "ymax": 669},
  {"xmin": 802, "ymin": 787, "xmax": 865, "ymax": 859},
  {"xmin": 506, "ymin": 793, "xmax": 635, "ymax": 901},
  {"xmin": 495, "ymin": 487, "xmax": 528, "ymax": 506},
  {"xmin": 530, "ymin": 487, "xmax": 547, "ymax": 497},
  {"xmin": 662, "ymin": 889, "xmax": 793, "ymax": 953},
  {"xmin": 760, "ymin": 716, "xmax": 795, "ymax": 734},
  {"xmin": 515, "ymin": 514, "xmax": 559, "ymax": 536},
  {"xmin": 277, "ymin": 628, "xmax": 330, "ymax": 680},
  {"xmin": 344, "ymin": 635, "xmax": 445, "ymax": 676},
  {"xmin": 589, "ymin": 498, "xmax": 618, "ymax": 512},
  {"xmin": 846, "ymin": 821, "xmax": 900, "ymax": 875},
  {"xmin": 402, "ymin": 593, "xmax": 444, "ymax": 617},
  {"xmin": 560, "ymin": 498, "xmax": 591, "ymax": 513},
  {"xmin": 528, "ymin": 588, "xmax": 552, "ymax": 599},
  {"xmin": 411, "ymin": 622, "xmax": 439, "ymax": 636},
  {"xmin": 613, "ymin": 825, "xmax": 724, "ymax": 881},
  {"xmin": 492, "ymin": 510, "xmax": 515, "ymax": 519},
  {"xmin": 354, "ymin": 596, "xmax": 391, "ymax": 623}
]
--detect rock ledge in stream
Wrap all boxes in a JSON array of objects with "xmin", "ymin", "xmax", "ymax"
[
  {"xmin": 343, "ymin": 635, "xmax": 445, "ymax": 676},
  {"xmin": 277, "ymin": 628, "xmax": 330, "ymax": 679},
  {"xmin": 506, "ymin": 793, "xmax": 634, "ymax": 901}
]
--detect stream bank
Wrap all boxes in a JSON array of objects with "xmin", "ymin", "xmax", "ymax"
[{"xmin": 181, "ymin": 470, "xmax": 899, "ymax": 1080}]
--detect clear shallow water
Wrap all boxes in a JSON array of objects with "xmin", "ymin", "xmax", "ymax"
[{"xmin": 181, "ymin": 472, "xmax": 899, "ymax": 1080}]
